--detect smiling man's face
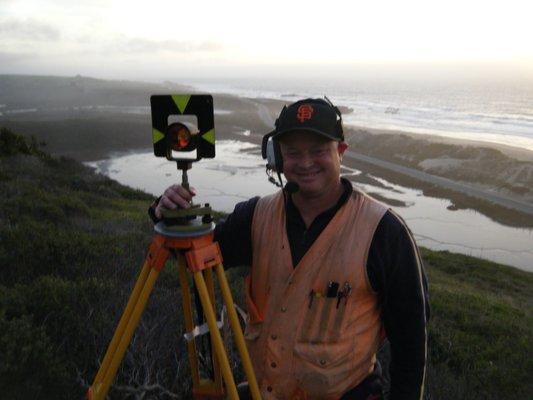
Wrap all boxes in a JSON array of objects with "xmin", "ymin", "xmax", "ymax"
[{"xmin": 279, "ymin": 130, "xmax": 347, "ymax": 199}]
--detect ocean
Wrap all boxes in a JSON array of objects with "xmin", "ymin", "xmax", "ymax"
[{"xmin": 182, "ymin": 76, "xmax": 533, "ymax": 151}]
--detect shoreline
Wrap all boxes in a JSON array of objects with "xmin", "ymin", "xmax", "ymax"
[
  {"xmin": 2, "ymin": 75, "xmax": 532, "ymax": 271},
  {"xmin": 248, "ymin": 94, "xmax": 533, "ymax": 162},
  {"xmin": 250, "ymin": 97, "xmax": 533, "ymax": 162},
  {"xmin": 347, "ymin": 124, "xmax": 533, "ymax": 162},
  {"xmin": 2, "ymin": 81, "xmax": 532, "ymax": 224}
]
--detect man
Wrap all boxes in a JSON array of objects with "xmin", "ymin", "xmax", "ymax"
[{"xmin": 151, "ymin": 98, "xmax": 429, "ymax": 400}]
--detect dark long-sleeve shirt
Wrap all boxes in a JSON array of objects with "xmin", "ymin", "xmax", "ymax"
[{"xmin": 214, "ymin": 179, "xmax": 429, "ymax": 400}]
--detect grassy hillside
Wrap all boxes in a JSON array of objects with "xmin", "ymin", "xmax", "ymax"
[
  {"xmin": 421, "ymin": 249, "xmax": 532, "ymax": 399},
  {"xmin": 0, "ymin": 128, "xmax": 531, "ymax": 399}
]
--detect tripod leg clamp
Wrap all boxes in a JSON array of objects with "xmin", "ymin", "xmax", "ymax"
[
  {"xmin": 186, "ymin": 242, "xmax": 223, "ymax": 272},
  {"xmin": 183, "ymin": 303, "xmax": 248, "ymax": 342},
  {"xmin": 147, "ymin": 236, "xmax": 171, "ymax": 271}
]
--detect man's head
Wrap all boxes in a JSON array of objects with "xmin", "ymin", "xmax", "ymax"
[
  {"xmin": 268, "ymin": 98, "xmax": 348, "ymax": 198},
  {"xmin": 272, "ymin": 98, "xmax": 344, "ymax": 142}
]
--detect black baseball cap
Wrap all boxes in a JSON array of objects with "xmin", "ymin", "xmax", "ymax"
[{"xmin": 272, "ymin": 97, "xmax": 344, "ymax": 141}]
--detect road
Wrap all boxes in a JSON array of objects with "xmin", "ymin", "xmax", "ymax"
[
  {"xmin": 344, "ymin": 151, "xmax": 533, "ymax": 216},
  {"xmin": 255, "ymin": 102, "xmax": 276, "ymax": 127}
]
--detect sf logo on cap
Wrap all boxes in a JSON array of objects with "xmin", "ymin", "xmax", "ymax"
[{"xmin": 297, "ymin": 104, "xmax": 314, "ymax": 123}]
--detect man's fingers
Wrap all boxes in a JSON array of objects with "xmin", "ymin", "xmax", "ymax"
[
  {"xmin": 165, "ymin": 185, "xmax": 196, "ymax": 202},
  {"xmin": 160, "ymin": 195, "xmax": 181, "ymax": 209},
  {"xmin": 166, "ymin": 186, "xmax": 195, "ymax": 204},
  {"xmin": 155, "ymin": 185, "xmax": 197, "ymax": 219},
  {"xmin": 165, "ymin": 191, "xmax": 191, "ymax": 209},
  {"xmin": 155, "ymin": 197, "xmax": 177, "ymax": 219}
]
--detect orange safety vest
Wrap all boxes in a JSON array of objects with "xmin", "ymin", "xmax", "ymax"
[{"xmin": 244, "ymin": 189, "xmax": 388, "ymax": 400}]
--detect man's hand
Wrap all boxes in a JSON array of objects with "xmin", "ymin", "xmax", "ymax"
[{"xmin": 155, "ymin": 185, "xmax": 197, "ymax": 219}]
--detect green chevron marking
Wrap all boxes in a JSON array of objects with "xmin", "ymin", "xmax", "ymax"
[
  {"xmin": 201, "ymin": 129, "xmax": 215, "ymax": 144},
  {"xmin": 172, "ymin": 95, "xmax": 191, "ymax": 114},
  {"xmin": 152, "ymin": 128, "xmax": 165, "ymax": 143}
]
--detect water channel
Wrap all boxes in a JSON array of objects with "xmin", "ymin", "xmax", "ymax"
[{"xmin": 87, "ymin": 140, "xmax": 533, "ymax": 272}]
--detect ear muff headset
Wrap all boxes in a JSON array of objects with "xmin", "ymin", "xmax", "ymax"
[{"xmin": 261, "ymin": 129, "xmax": 284, "ymax": 172}]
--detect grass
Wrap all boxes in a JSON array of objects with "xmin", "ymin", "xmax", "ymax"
[
  {"xmin": 0, "ymin": 128, "xmax": 531, "ymax": 399},
  {"xmin": 422, "ymin": 248, "xmax": 532, "ymax": 399}
]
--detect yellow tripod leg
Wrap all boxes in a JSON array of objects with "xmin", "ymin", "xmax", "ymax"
[
  {"xmin": 193, "ymin": 271, "xmax": 239, "ymax": 400},
  {"xmin": 89, "ymin": 260, "xmax": 151, "ymax": 398},
  {"xmin": 177, "ymin": 256, "xmax": 201, "ymax": 387},
  {"xmin": 204, "ymin": 268, "xmax": 224, "ymax": 393},
  {"xmin": 216, "ymin": 263, "xmax": 262, "ymax": 400},
  {"xmin": 92, "ymin": 266, "xmax": 162, "ymax": 400}
]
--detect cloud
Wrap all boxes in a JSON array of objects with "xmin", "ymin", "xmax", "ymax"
[
  {"xmin": 107, "ymin": 37, "xmax": 224, "ymax": 54},
  {"xmin": 0, "ymin": 51, "xmax": 34, "ymax": 63},
  {"xmin": 0, "ymin": 51, "xmax": 41, "ymax": 75},
  {"xmin": 0, "ymin": 18, "xmax": 61, "ymax": 41}
]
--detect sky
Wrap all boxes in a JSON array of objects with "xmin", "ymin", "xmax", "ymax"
[{"xmin": 1, "ymin": 0, "xmax": 532, "ymax": 81}]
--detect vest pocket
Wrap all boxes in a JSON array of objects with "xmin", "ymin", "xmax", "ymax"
[
  {"xmin": 298, "ymin": 293, "xmax": 351, "ymax": 343},
  {"xmin": 292, "ymin": 339, "xmax": 355, "ymax": 396},
  {"xmin": 294, "ymin": 340, "xmax": 353, "ymax": 368}
]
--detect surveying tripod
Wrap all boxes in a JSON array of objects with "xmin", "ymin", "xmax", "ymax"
[{"xmin": 87, "ymin": 167, "xmax": 261, "ymax": 400}]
